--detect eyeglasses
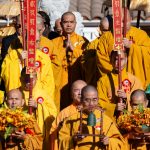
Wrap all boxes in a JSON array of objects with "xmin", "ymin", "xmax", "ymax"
[{"xmin": 83, "ymin": 98, "xmax": 98, "ymax": 103}]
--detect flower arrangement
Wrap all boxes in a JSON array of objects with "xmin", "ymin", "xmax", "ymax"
[
  {"xmin": 117, "ymin": 105, "xmax": 150, "ymax": 133},
  {"xmin": 0, "ymin": 107, "xmax": 35, "ymax": 139}
]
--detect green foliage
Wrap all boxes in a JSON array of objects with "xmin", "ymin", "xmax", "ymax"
[{"xmin": 4, "ymin": 126, "xmax": 13, "ymax": 140}]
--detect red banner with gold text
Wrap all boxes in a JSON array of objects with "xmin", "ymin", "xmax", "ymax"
[
  {"xmin": 112, "ymin": 0, "xmax": 123, "ymax": 50},
  {"xmin": 26, "ymin": 0, "xmax": 36, "ymax": 74}
]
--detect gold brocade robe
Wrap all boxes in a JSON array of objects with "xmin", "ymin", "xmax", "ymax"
[
  {"xmin": 51, "ymin": 32, "xmax": 88, "ymax": 111},
  {"xmin": 97, "ymin": 69, "xmax": 143, "ymax": 120},
  {"xmin": 96, "ymin": 26, "xmax": 150, "ymax": 89},
  {"xmin": 59, "ymin": 109, "xmax": 127, "ymax": 150},
  {"xmin": 23, "ymin": 86, "xmax": 57, "ymax": 150}
]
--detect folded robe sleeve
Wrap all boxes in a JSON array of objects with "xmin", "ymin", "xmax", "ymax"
[{"xmin": 96, "ymin": 32, "xmax": 114, "ymax": 77}]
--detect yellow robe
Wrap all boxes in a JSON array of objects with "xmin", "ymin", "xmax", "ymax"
[
  {"xmin": 81, "ymin": 37, "xmax": 101, "ymax": 86},
  {"xmin": 0, "ymin": 90, "xmax": 4, "ymax": 105},
  {"xmin": 50, "ymin": 104, "xmax": 78, "ymax": 134},
  {"xmin": 8, "ymin": 35, "xmax": 53, "ymax": 56},
  {"xmin": 39, "ymin": 36, "xmax": 54, "ymax": 56},
  {"xmin": 97, "ymin": 69, "xmax": 143, "ymax": 120},
  {"xmin": 50, "ymin": 104, "xmax": 78, "ymax": 150},
  {"xmin": 1, "ymin": 48, "xmax": 55, "ymax": 101},
  {"xmin": 59, "ymin": 109, "xmax": 127, "ymax": 150},
  {"xmin": 23, "ymin": 86, "xmax": 57, "ymax": 150},
  {"xmin": 51, "ymin": 32, "xmax": 88, "ymax": 111},
  {"xmin": 0, "ymin": 120, "xmax": 43, "ymax": 150},
  {"xmin": 96, "ymin": 26, "xmax": 150, "ymax": 89}
]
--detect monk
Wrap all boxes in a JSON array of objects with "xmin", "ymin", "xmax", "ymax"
[
  {"xmin": 1, "ymin": 14, "xmax": 55, "ymax": 100},
  {"xmin": 20, "ymin": 67, "xmax": 57, "ymax": 150},
  {"xmin": 81, "ymin": 15, "xmax": 113, "ymax": 86},
  {"xmin": 123, "ymin": 89, "xmax": 149, "ymax": 150},
  {"xmin": 49, "ymin": 80, "xmax": 87, "ymax": 150},
  {"xmin": 97, "ymin": 50, "xmax": 143, "ymax": 120},
  {"xmin": 0, "ymin": 89, "xmax": 43, "ymax": 150},
  {"xmin": 96, "ymin": 8, "xmax": 150, "ymax": 89},
  {"xmin": 51, "ymin": 11, "xmax": 88, "ymax": 111},
  {"xmin": 59, "ymin": 85, "xmax": 127, "ymax": 150},
  {"xmin": 130, "ymin": 89, "xmax": 149, "ymax": 110}
]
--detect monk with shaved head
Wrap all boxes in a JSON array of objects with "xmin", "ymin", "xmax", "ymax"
[
  {"xmin": 59, "ymin": 85, "xmax": 128, "ymax": 150},
  {"xmin": 130, "ymin": 89, "xmax": 148, "ymax": 110},
  {"xmin": 97, "ymin": 50, "xmax": 143, "ymax": 120},
  {"xmin": 50, "ymin": 80, "xmax": 87, "ymax": 150},
  {"xmin": 50, "ymin": 11, "xmax": 89, "ymax": 111},
  {"xmin": 100, "ymin": 15, "xmax": 113, "ymax": 35},
  {"xmin": 123, "ymin": 89, "xmax": 149, "ymax": 149},
  {"xmin": 1, "ymin": 88, "xmax": 43, "ymax": 149}
]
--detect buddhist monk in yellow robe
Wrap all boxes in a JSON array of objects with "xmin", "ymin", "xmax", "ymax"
[
  {"xmin": 59, "ymin": 85, "xmax": 127, "ymax": 150},
  {"xmin": 51, "ymin": 12, "xmax": 88, "ymax": 111},
  {"xmin": 96, "ymin": 9, "xmax": 150, "ymax": 89},
  {"xmin": 97, "ymin": 50, "xmax": 143, "ymax": 120},
  {"xmin": 20, "ymin": 68, "xmax": 57, "ymax": 150},
  {"xmin": 121, "ymin": 89, "xmax": 149, "ymax": 150},
  {"xmin": 49, "ymin": 80, "xmax": 87, "ymax": 150},
  {"xmin": 1, "ymin": 15, "xmax": 55, "ymax": 101},
  {"xmin": 0, "ymin": 89, "xmax": 43, "ymax": 150},
  {"xmin": 81, "ymin": 15, "xmax": 113, "ymax": 86}
]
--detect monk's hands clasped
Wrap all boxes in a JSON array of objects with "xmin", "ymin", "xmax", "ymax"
[
  {"xmin": 66, "ymin": 34, "xmax": 74, "ymax": 51},
  {"xmin": 28, "ymin": 98, "xmax": 37, "ymax": 108}
]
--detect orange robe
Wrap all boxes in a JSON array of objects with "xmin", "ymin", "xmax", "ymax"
[
  {"xmin": 97, "ymin": 68, "xmax": 143, "ymax": 120},
  {"xmin": 59, "ymin": 109, "xmax": 128, "ymax": 150},
  {"xmin": 51, "ymin": 32, "xmax": 88, "ymax": 111}
]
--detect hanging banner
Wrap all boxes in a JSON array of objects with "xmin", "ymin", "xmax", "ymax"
[
  {"xmin": 26, "ymin": 0, "xmax": 36, "ymax": 74},
  {"xmin": 112, "ymin": 0, "xmax": 123, "ymax": 50}
]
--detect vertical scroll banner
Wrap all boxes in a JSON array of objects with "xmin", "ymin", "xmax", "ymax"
[
  {"xmin": 112, "ymin": 0, "xmax": 123, "ymax": 50},
  {"xmin": 26, "ymin": 0, "xmax": 36, "ymax": 74}
]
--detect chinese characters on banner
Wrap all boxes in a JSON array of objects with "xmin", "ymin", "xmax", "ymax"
[
  {"xmin": 112, "ymin": 0, "xmax": 123, "ymax": 50},
  {"xmin": 26, "ymin": 0, "xmax": 36, "ymax": 74}
]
